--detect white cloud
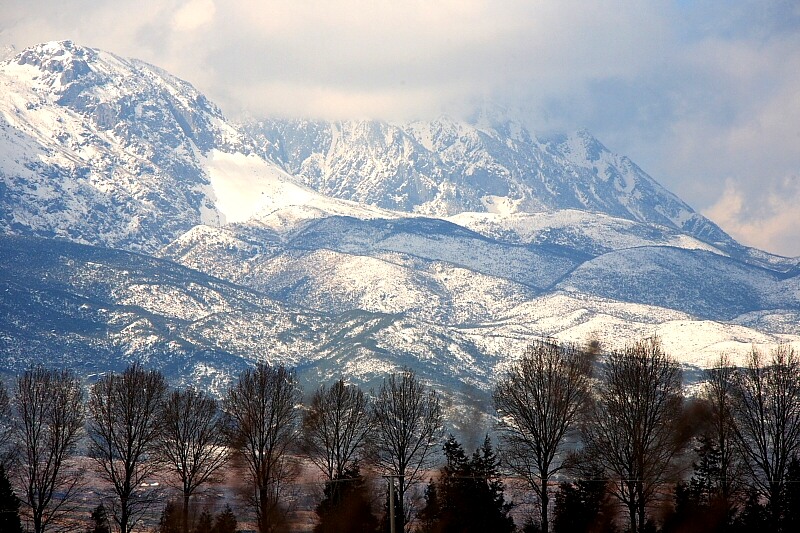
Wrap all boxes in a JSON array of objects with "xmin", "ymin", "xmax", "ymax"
[
  {"xmin": 172, "ymin": 0, "xmax": 215, "ymax": 32},
  {"xmin": 705, "ymin": 177, "xmax": 800, "ymax": 257}
]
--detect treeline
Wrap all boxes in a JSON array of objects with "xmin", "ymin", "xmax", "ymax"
[
  {"xmin": 0, "ymin": 338, "xmax": 798, "ymax": 533},
  {"xmin": 0, "ymin": 363, "xmax": 445, "ymax": 533},
  {"xmin": 493, "ymin": 337, "xmax": 800, "ymax": 533}
]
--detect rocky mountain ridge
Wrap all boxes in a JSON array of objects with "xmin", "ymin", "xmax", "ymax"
[{"xmin": 247, "ymin": 117, "xmax": 732, "ymax": 246}]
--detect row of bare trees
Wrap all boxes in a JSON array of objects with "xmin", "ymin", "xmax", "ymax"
[
  {"xmin": 2, "ymin": 338, "xmax": 799, "ymax": 533},
  {"xmin": 494, "ymin": 337, "xmax": 800, "ymax": 533},
  {"xmin": 0, "ymin": 364, "xmax": 225, "ymax": 533},
  {"xmin": 0, "ymin": 363, "xmax": 443, "ymax": 533}
]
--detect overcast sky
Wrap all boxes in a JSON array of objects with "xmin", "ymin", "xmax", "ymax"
[{"xmin": 2, "ymin": 0, "xmax": 799, "ymax": 256}]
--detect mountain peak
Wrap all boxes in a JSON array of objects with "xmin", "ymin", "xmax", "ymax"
[
  {"xmin": 465, "ymin": 102, "xmax": 530, "ymax": 142},
  {"xmin": 14, "ymin": 40, "xmax": 96, "ymax": 82},
  {"xmin": 0, "ymin": 40, "xmax": 267, "ymax": 251},
  {"xmin": 558, "ymin": 128, "xmax": 611, "ymax": 162}
]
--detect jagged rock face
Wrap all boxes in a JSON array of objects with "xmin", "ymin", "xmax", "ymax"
[
  {"xmin": 247, "ymin": 117, "xmax": 732, "ymax": 246},
  {"xmin": 0, "ymin": 41, "xmax": 255, "ymax": 252}
]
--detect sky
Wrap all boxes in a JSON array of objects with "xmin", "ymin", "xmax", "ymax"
[{"xmin": 1, "ymin": 0, "xmax": 799, "ymax": 256}]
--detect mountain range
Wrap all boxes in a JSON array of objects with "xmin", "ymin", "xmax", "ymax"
[{"xmin": 1, "ymin": 40, "xmax": 799, "ymax": 400}]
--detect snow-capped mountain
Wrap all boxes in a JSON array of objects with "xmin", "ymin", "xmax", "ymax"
[
  {"xmin": 0, "ymin": 41, "xmax": 326, "ymax": 252},
  {"xmin": 3, "ymin": 232, "xmax": 797, "ymax": 395},
  {"xmin": 246, "ymin": 117, "xmax": 732, "ymax": 247},
  {"xmin": 2, "ymin": 41, "xmax": 799, "ymax": 394}
]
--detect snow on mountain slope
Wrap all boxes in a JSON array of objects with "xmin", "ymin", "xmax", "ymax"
[
  {"xmin": 0, "ymin": 233, "xmax": 539, "ymax": 393},
  {"xmin": 4, "ymin": 233, "xmax": 798, "ymax": 396},
  {"xmin": 0, "ymin": 42, "xmax": 346, "ymax": 252},
  {"xmin": 248, "ymin": 117, "xmax": 733, "ymax": 248},
  {"xmin": 4, "ymin": 40, "xmax": 800, "ymax": 397},
  {"xmin": 732, "ymin": 309, "xmax": 800, "ymax": 336},
  {"xmin": 161, "ymin": 214, "xmax": 585, "ymax": 295},
  {"xmin": 282, "ymin": 215, "xmax": 585, "ymax": 289},
  {"xmin": 165, "ymin": 233, "xmax": 540, "ymax": 325},
  {"xmin": 0, "ymin": 41, "xmax": 227, "ymax": 250},
  {"xmin": 461, "ymin": 291, "xmax": 799, "ymax": 368},
  {"xmin": 159, "ymin": 208, "xmax": 800, "ymax": 360},
  {"xmin": 558, "ymin": 246, "xmax": 800, "ymax": 321},
  {"xmin": 448, "ymin": 210, "xmax": 725, "ymax": 256}
]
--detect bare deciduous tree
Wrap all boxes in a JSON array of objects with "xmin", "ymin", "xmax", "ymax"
[
  {"xmin": 702, "ymin": 354, "xmax": 741, "ymax": 507},
  {"xmin": 582, "ymin": 337, "xmax": 684, "ymax": 533},
  {"xmin": 0, "ymin": 381, "xmax": 12, "ymax": 466},
  {"xmin": 12, "ymin": 366, "xmax": 85, "ymax": 533},
  {"xmin": 224, "ymin": 363, "xmax": 300, "ymax": 533},
  {"xmin": 302, "ymin": 379, "xmax": 372, "ymax": 481},
  {"xmin": 373, "ymin": 368, "xmax": 443, "ymax": 529},
  {"xmin": 493, "ymin": 339, "xmax": 593, "ymax": 533},
  {"xmin": 87, "ymin": 363, "xmax": 167, "ymax": 533},
  {"xmin": 159, "ymin": 387, "xmax": 228, "ymax": 533},
  {"xmin": 729, "ymin": 344, "xmax": 800, "ymax": 527}
]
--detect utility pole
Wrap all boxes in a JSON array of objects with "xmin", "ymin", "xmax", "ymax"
[{"xmin": 383, "ymin": 474, "xmax": 403, "ymax": 533}]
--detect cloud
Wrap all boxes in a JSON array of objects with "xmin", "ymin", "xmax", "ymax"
[
  {"xmin": 0, "ymin": 0, "xmax": 673, "ymax": 118},
  {"xmin": 705, "ymin": 176, "xmax": 800, "ymax": 257},
  {"xmin": 172, "ymin": 0, "xmax": 215, "ymax": 32}
]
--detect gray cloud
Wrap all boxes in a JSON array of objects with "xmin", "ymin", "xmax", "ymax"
[{"xmin": 1, "ymin": 0, "xmax": 799, "ymax": 255}]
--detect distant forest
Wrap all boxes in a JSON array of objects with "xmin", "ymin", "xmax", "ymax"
[{"xmin": 1, "ymin": 337, "xmax": 799, "ymax": 533}]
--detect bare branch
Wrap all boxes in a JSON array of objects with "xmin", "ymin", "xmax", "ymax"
[
  {"xmin": 493, "ymin": 339, "xmax": 593, "ymax": 533},
  {"xmin": 223, "ymin": 362, "xmax": 300, "ymax": 533},
  {"xmin": 372, "ymin": 368, "xmax": 443, "ymax": 529},
  {"xmin": 729, "ymin": 344, "xmax": 800, "ymax": 526},
  {"xmin": 581, "ymin": 337, "xmax": 684, "ymax": 533},
  {"xmin": 159, "ymin": 387, "xmax": 228, "ymax": 533},
  {"xmin": 86, "ymin": 363, "xmax": 167, "ymax": 533},
  {"xmin": 302, "ymin": 379, "xmax": 372, "ymax": 482},
  {"xmin": 12, "ymin": 366, "xmax": 85, "ymax": 533}
]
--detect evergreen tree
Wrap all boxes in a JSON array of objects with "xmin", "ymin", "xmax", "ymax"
[
  {"xmin": 211, "ymin": 505, "xmax": 238, "ymax": 533},
  {"xmin": 418, "ymin": 435, "xmax": 514, "ymax": 533},
  {"xmin": 781, "ymin": 456, "xmax": 800, "ymax": 532},
  {"xmin": 159, "ymin": 501, "xmax": 183, "ymax": 533},
  {"xmin": 417, "ymin": 480, "xmax": 440, "ymax": 532},
  {"xmin": 0, "ymin": 464, "xmax": 23, "ymax": 533},
  {"xmin": 315, "ymin": 464, "xmax": 378, "ymax": 533},
  {"xmin": 662, "ymin": 437, "xmax": 736, "ymax": 533},
  {"xmin": 87, "ymin": 504, "xmax": 111, "ymax": 533},
  {"xmin": 193, "ymin": 508, "xmax": 214, "ymax": 533},
  {"xmin": 552, "ymin": 465, "xmax": 615, "ymax": 533},
  {"xmin": 731, "ymin": 489, "xmax": 767, "ymax": 532}
]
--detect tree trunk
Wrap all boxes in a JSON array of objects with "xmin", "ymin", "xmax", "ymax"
[
  {"xmin": 259, "ymin": 486, "xmax": 269, "ymax": 533},
  {"xmin": 628, "ymin": 503, "xmax": 637, "ymax": 533},
  {"xmin": 120, "ymin": 495, "xmax": 129, "ymax": 533},
  {"xmin": 540, "ymin": 478, "xmax": 549, "ymax": 533},
  {"xmin": 183, "ymin": 492, "xmax": 190, "ymax": 533},
  {"xmin": 397, "ymin": 484, "xmax": 405, "ymax": 532},
  {"xmin": 638, "ymin": 502, "xmax": 646, "ymax": 533},
  {"xmin": 637, "ymin": 480, "xmax": 646, "ymax": 533},
  {"xmin": 770, "ymin": 482, "xmax": 782, "ymax": 530},
  {"xmin": 626, "ymin": 478, "xmax": 637, "ymax": 533}
]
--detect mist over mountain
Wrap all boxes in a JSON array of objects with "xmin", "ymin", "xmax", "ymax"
[{"xmin": 1, "ymin": 41, "xmax": 799, "ymax": 390}]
